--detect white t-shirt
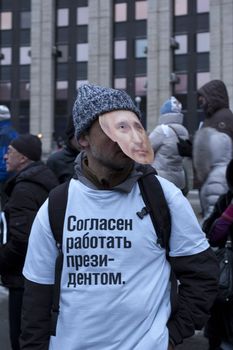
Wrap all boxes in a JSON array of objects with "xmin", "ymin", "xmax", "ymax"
[{"xmin": 23, "ymin": 176, "xmax": 209, "ymax": 350}]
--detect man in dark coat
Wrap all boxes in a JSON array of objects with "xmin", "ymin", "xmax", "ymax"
[
  {"xmin": 47, "ymin": 115, "xmax": 80, "ymax": 183},
  {"xmin": 0, "ymin": 134, "xmax": 59, "ymax": 350}
]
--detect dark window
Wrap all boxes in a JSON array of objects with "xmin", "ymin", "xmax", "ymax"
[
  {"xmin": 76, "ymin": 26, "xmax": 88, "ymax": 43},
  {"xmin": 114, "ymin": 60, "xmax": 127, "ymax": 76},
  {"xmin": 76, "ymin": 62, "xmax": 87, "ymax": 79},
  {"xmin": 19, "ymin": 101, "xmax": 30, "ymax": 133},
  {"xmin": 20, "ymin": 29, "xmax": 30, "ymax": 45},
  {"xmin": 56, "ymin": 63, "xmax": 68, "ymax": 80},
  {"xmin": 0, "ymin": 30, "xmax": 12, "ymax": 45},
  {"xmin": 57, "ymin": 27, "xmax": 69, "ymax": 43},
  {"xmin": 0, "ymin": 66, "xmax": 11, "ymax": 80},
  {"xmin": 135, "ymin": 59, "xmax": 147, "ymax": 74},
  {"xmin": 19, "ymin": 65, "xmax": 30, "ymax": 80},
  {"xmin": 196, "ymin": 53, "xmax": 209, "ymax": 70}
]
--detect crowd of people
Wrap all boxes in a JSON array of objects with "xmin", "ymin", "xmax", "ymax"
[{"xmin": 0, "ymin": 79, "xmax": 232, "ymax": 350}]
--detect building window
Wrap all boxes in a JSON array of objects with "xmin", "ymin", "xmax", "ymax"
[
  {"xmin": 135, "ymin": 76, "xmax": 147, "ymax": 96},
  {"xmin": 56, "ymin": 81, "xmax": 68, "ymax": 99},
  {"xmin": 174, "ymin": 35, "xmax": 188, "ymax": 54},
  {"xmin": 174, "ymin": 73, "xmax": 188, "ymax": 93},
  {"xmin": 197, "ymin": 32, "xmax": 209, "ymax": 52},
  {"xmin": 76, "ymin": 43, "xmax": 88, "ymax": 62},
  {"xmin": 174, "ymin": 0, "xmax": 188, "ymax": 16},
  {"xmin": 56, "ymin": 45, "xmax": 68, "ymax": 63},
  {"xmin": 135, "ymin": 39, "xmax": 147, "ymax": 58},
  {"xmin": 197, "ymin": 0, "xmax": 209, "ymax": 13},
  {"xmin": 77, "ymin": 7, "xmax": 88, "ymax": 25},
  {"xmin": 0, "ymin": 12, "xmax": 12, "ymax": 30},
  {"xmin": 0, "ymin": 48, "xmax": 12, "ymax": 65},
  {"xmin": 20, "ymin": 47, "xmax": 31, "ymax": 65},
  {"xmin": 114, "ymin": 3, "xmax": 127, "ymax": 22},
  {"xmin": 197, "ymin": 72, "xmax": 210, "ymax": 89},
  {"xmin": 0, "ymin": 82, "xmax": 11, "ymax": 100},
  {"xmin": 76, "ymin": 80, "xmax": 88, "ymax": 89},
  {"xmin": 20, "ymin": 82, "xmax": 30, "ymax": 100},
  {"xmin": 135, "ymin": 1, "xmax": 147, "ymax": 20},
  {"xmin": 20, "ymin": 11, "xmax": 31, "ymax": 29},
  {"xmin": 114, "ymin": 40, "xmax": 127, "ymax": 59},
  {"xmin": 114, "ymin": 78, "xmax": 127, "ymax": 90},
  {"xmin": 57, "ymin": 8, "xmax": 69, "ymax": 27}
]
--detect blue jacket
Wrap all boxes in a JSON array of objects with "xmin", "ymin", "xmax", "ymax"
[{"xmin": 0, "ymin": 120, "xmax": 18, "ymax": 182}]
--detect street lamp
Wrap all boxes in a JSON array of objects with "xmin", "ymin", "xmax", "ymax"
[{"xmin": 135, "ymin": 96, "xmax": 142, "ymax": 109}]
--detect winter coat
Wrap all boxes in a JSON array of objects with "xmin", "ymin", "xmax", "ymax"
[
  {"xmin": 149, "ymin": 112, "xmax": 189, "ymax": 190},
  {"xmin": 0, "ymin": 120, "xmax": 18, "ymax": 182},
  {"xmin": 202, "ymin": 159, "xmax": 233, "ymax": 345},
  {"xmin": 197, "ymin": 79, "xmax": 233, "ymax": 141},
  {"xmin": 47, "ymin": 144, "xmax": 78, "ymax": 184},
  {"xmin": 193, "ymin": 127, "xmax": 232, "ymax": 221},
  {"xmin": 0, "ymin": 161, "xmax": 59, "ymax": 288}
]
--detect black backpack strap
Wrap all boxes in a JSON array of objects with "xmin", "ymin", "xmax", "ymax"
[
  {"xmin": 137, "ymin": 167, "xmax": 171, "ymax": 256},
  {"xmin": 48, "ymin": 180, "xmax": 70, "ymax": 336}
]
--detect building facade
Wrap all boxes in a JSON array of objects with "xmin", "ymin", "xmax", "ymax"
[{"xmin": 0, "ymin": 0, "xmax": 233, "ymax": 154}]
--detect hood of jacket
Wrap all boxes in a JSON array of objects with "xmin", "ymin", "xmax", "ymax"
[
  {"xmin": 5, "ymin": 161, "xmax": 59, "ymax": 196},
  {"xmin": 193, "ymin": 127, "xmax": 232, "ymax": 183},
  {"xmin": 198, "ymin": 80, "xmax": 229, "ymax": 117},
  {"xmin": 158, "ymin": 112, "xmax": 183, "ymax": 125},
  {"xmin": 74, "ymin": 151, "xmax": 155, "ymax": 193}
]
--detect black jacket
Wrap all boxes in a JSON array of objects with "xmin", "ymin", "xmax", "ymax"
[
  {"xmin": 202, "ymin": 158, "xmax": 233, "ymax": 345},
  {"xmin": 0, "ymin": 161, "xmax": 59, "ymax": 288},
  {"xmin": 47, "ymin": 145, "xmax": 78, "ymax": 184}
]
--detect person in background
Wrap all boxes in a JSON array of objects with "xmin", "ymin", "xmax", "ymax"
[
  {"xmin": 0, "ymin": 134, "xmax": 58, "ymax": 350},
  {"xmin": 193, "ymin": 127, "xmax": 232, "ymax": 222},
  {"xmin": 149, "ymin": 96, "xmax": 190, "ymax": 194},
  {"xmin": 20, "ymin": 84, "xmax": 218, "ymax": 350},
  {"xmin": 203, "ymin": 159, "xmax": 233, "ymax": 350},
  {"xmin": 192, "ymin": 80, "xmax": 233, "ymax": 221},
  {"xmin": 47, "ymin": 115, "xmax": 80, "ymax": 183},
  {"xmin": 0, "ymin": 105, "xmax": 18, "ymax": 209}
]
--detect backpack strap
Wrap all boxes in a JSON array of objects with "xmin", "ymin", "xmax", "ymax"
[
  {"xmin": 48, "ymin": 180, "xmax": 70, "ymax": 336},
  {"xmin": 137, "ymin": 166, "xmax": 171, "ymax": 256}
]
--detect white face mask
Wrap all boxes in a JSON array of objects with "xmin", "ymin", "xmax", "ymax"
[{"xmin": 99, "ymin": 111, "xmax": 154, "ymax": 165}]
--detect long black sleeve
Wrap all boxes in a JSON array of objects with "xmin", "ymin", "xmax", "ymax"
[
  {"xmin": 167, "ymin": 247, "xmax": 219, "ymax": 345},
  {"xmin": 20, "ymin": 279, "xmax": 53, "ymax": 350}
]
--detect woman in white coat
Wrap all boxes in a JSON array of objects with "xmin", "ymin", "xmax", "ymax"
[{"xmin": 149, "ymin": 96, "xmax": 189, "ymax": 193}]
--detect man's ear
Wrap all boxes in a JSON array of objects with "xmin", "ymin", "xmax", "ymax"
[{"xmin": 78, "ymin": 134, "xmax": 89, "ymax": 149}]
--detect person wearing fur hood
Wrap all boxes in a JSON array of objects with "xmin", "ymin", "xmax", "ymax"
[
  {"xmin": 149, "ymin": 96, "xmax": 189, "ymax": 193},
  {"xmin": 193, "ymin": 79, "xmax": 233, "ymax": 221}
]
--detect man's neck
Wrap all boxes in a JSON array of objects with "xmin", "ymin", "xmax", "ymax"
[{"xmin": 82, "ymin": 157, "xmax": 133, "ymax": 189}]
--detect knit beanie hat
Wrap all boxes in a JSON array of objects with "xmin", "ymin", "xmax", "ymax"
[
  {"xmin": 10, "ymin": 134, "xmax": 42, "ymax": 161},
  {"xmin": 0, "ymin": 105, "xmax": 11, "ymax": 121},
  {"xmin": 72, "ymin": 84, "xmax": 141, "ymax": 139},
  {"xmin": 160, "ymin": 96, "xmax": 182, "ymax": 115}
]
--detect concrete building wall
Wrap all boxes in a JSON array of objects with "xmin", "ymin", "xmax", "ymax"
[
  {"xmin": 210, "ymin": 0, "xmax": 233, "ymax": 108},
  {"xmin": 30, "ymin": 0, "xmax": 55, "ymax": 154},
  {"xmin": 88, "ymin": 0, "xmax": 113, "ymax": 87},
  {"xmin": 147, "ymin": 0, "xmax": 172, "ymax": 132}
]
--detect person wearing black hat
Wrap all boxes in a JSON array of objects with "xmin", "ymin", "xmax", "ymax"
[
  {"xmin": 0, "ymin": 134, "xmax": 59, "ymax": 350},
  {"xmin": 47, "ymin": 115, "xmax": 80, "ymax": 183}
]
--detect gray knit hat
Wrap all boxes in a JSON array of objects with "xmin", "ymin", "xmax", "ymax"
[{"xmin": 72, "ymin": 84, "xmax": 142, "ymax": 139}]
